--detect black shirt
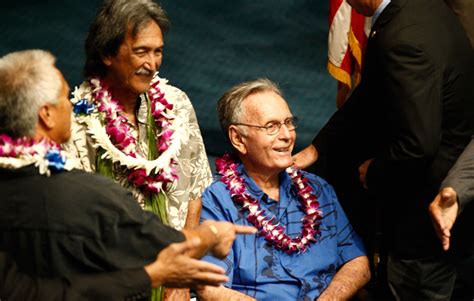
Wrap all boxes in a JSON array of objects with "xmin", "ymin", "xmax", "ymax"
[
  {"xmin": 0, "ymin": 166, "xmax": 184, "ymax": 278},
  {"xmin": 0, "ymin": 251, "xmax": 151, "ymax": 301}
]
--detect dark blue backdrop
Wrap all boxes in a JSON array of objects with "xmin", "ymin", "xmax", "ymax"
[{"xmin": 0, "ymin": 0, "xmax": 336, "ymax": 158}]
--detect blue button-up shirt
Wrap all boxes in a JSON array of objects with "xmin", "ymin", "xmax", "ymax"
[{"xmin": 201, "ymin": 164, "xmax": 366, "ymax": 300}]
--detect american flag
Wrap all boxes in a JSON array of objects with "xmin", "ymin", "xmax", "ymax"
[{"xmin": 328, "ymin": 0, "xmax": 371, "ymax": 108}]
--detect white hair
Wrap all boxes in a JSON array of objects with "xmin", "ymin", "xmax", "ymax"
[
  {"xmin": 217, "ymin": 78, "xmax": 283, "ymax": 137},
  {"xmin": 0, "ymin": 49, "xmax": 62, "ymax": 137}
]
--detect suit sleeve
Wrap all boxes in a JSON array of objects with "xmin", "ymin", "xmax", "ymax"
[
  {"xmin": 0, "ymin": 251, "xmax": 150, "ymax": 301},
  {"xmin": 312, "ymin": 85, "xmax": 370, "ymax": 157},
  {"xmin": 441, "ymin": 137, "xmax": 474, "ymax": 212},
  {"xmin": 366, "ymin": 43, "xmax": 442, "ymax": 190}
]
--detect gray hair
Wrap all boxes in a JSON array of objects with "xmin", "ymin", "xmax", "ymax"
[
  {"xmin": 84, "ymin": 0, "xmax": 170, "ymax": 78},
  {"xmin": 217, "ymin": 78, "xmax": 283, "ymax": 137},
  {"xmin": 0, "ymin": 49, "xmax": 62, "ymax": 138}
]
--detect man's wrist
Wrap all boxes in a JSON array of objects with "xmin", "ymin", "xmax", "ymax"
[
  {"xmin": 205, "ymin": 222, "xmax": 219, "ymax": 245},
  {"xmin": 144, "ymin": 263, "xmax": 163, "ymax": 288},
  {"xmin": 208, "ymin": 224, "xmax": 218, "ymax": 236}
]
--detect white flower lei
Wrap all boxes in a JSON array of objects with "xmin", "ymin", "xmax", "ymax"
[
  {"xmin": 0, "ymin": 136, "xmax": 75, "ymax": 176},
  {"xmin": 71, "ymin": 75, "xmax": 184, "ymax": 178}
]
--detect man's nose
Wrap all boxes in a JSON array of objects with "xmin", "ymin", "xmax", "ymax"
[
  {"xmin": 278, "ymin": 123, "xmax": 292, "ymax": 139},
  {"xmin": 144, "ymin": 53, "xmax": 157, "ymax": 70}
]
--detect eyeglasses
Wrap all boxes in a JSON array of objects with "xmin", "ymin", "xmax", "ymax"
[{"xmin": 233, "ymin": 117, "xmax": 298, "ymax": 135}]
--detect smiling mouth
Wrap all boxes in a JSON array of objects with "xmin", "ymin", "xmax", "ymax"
[{"xmin": 274, "ymin": 147, "xmax": 291, "ymax": 153}]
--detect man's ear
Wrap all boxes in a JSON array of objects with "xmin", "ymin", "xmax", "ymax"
[
  {"xmin": 38, "ymin": 104, "xmax": 55, "ymax": 129},
  {"xmin": 229, "ymin": 125, "xmax": 247, "ymax": 155},
  {"xmin": 102, "ymin": 56, "xmax": 112, "ymax": 67}
]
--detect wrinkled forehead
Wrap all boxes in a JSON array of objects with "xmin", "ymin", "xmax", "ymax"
[{"xmin": 242, "ymin": 91, "xmax": 292, "ymax": 122}]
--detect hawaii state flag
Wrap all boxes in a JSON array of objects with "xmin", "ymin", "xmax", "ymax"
[{"xmin": 328, "ymin": 0, "xmax": 371, "ymax": 108}]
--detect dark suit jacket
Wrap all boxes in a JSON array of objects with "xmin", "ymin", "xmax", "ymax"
[
  {"xmin": 313, "ymin": 0, "xmax": 474, "ymax": 258},
  {"xmin": 0, "ymin": 251, "xmax": 150, "ymax": 301}
]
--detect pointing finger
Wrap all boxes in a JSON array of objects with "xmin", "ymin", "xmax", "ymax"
[{"xmin": 234, "ymin": 225, "xmax": 257, "ymax": 234}]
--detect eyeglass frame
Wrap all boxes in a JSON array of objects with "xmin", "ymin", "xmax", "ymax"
[{"xmin": 232, "ymin": 117, "xmax": 298, "ymax": 135}]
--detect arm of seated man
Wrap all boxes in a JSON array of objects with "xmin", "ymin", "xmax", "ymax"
[
  {"xmin": 317, "ymin": 256, "xmax": 370, "ymax": 301},
  {"xmin": 196, "ymin": 285, "xmax": 256, "ymax": 301}
]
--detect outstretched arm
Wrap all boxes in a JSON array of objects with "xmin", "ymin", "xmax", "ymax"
[
  {"xmin": 182, "ymin": 220, "xmax": 256, "ymax": 259},
  {"xmin": 293, "ymin": 144, "xmax": 319, "ymax": 169},
  {"xmin": 439, "ymin": 138, "xmax": 474, "ymax": 212},
  {"xmin": 317, "ymin": 256, "xmax": 370, "ymax": 301},
  {"xmin": 0, "ymin": 241, "xmax": 230, "ymax": 301},
  {"xmin": 145, "ymin": 239, "xmax": 229, "ymax": 288},
  {"xmin": 429, "ymin": 137, "xmax": 474, "ymax": 250},
  {"xmin": 161, "ymin": 221, "xmax": 255, "ymax": 298}
]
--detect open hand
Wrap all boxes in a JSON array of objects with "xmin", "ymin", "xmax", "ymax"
[
  {"xmin": 145, "ymin": 238, "xmax": 230, "ymax": 288},
  {"xmin": 428, "ymin": 187, "xmax": 458, "ymax": 251}
]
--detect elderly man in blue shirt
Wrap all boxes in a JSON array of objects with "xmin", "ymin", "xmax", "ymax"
[{"xmin": 197, "ymin": 78, "xmax": 370, "ymax": 300}]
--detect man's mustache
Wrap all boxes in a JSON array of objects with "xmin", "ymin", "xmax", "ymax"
[{"xmin": 135, "ymin": 67, "xmax": 155, "ymax": 75}]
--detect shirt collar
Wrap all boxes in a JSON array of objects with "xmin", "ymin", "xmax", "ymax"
[
  {"xmin": 237, "ymin": 163, "xmax": 294, "ymax": 202},
  {"xmin": 371, "ymin": 0, "xmax": 391, "ymax": 28}
]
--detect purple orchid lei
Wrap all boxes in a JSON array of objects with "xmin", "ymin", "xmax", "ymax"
[
  {"xmin": 216, "ymin": 154, "xmax": 323, "ymax": 254},
  {"xmin": 88, "ymin": 76, "xmax": 178, "ymax": 194},
  {"xmin": 0, "ymin": 134, "xmax": 68, "ymax": 175}
]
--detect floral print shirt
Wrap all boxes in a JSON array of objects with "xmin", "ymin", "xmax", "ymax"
[{"xmin": 64, "ymin": 78, "xmax": 212, "ymax": 230}]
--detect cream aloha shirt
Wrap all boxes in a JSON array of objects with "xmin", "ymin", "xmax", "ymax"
[{"xmin": 64, "ymin": 78, "xmax": 212, "ymax": 230}]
